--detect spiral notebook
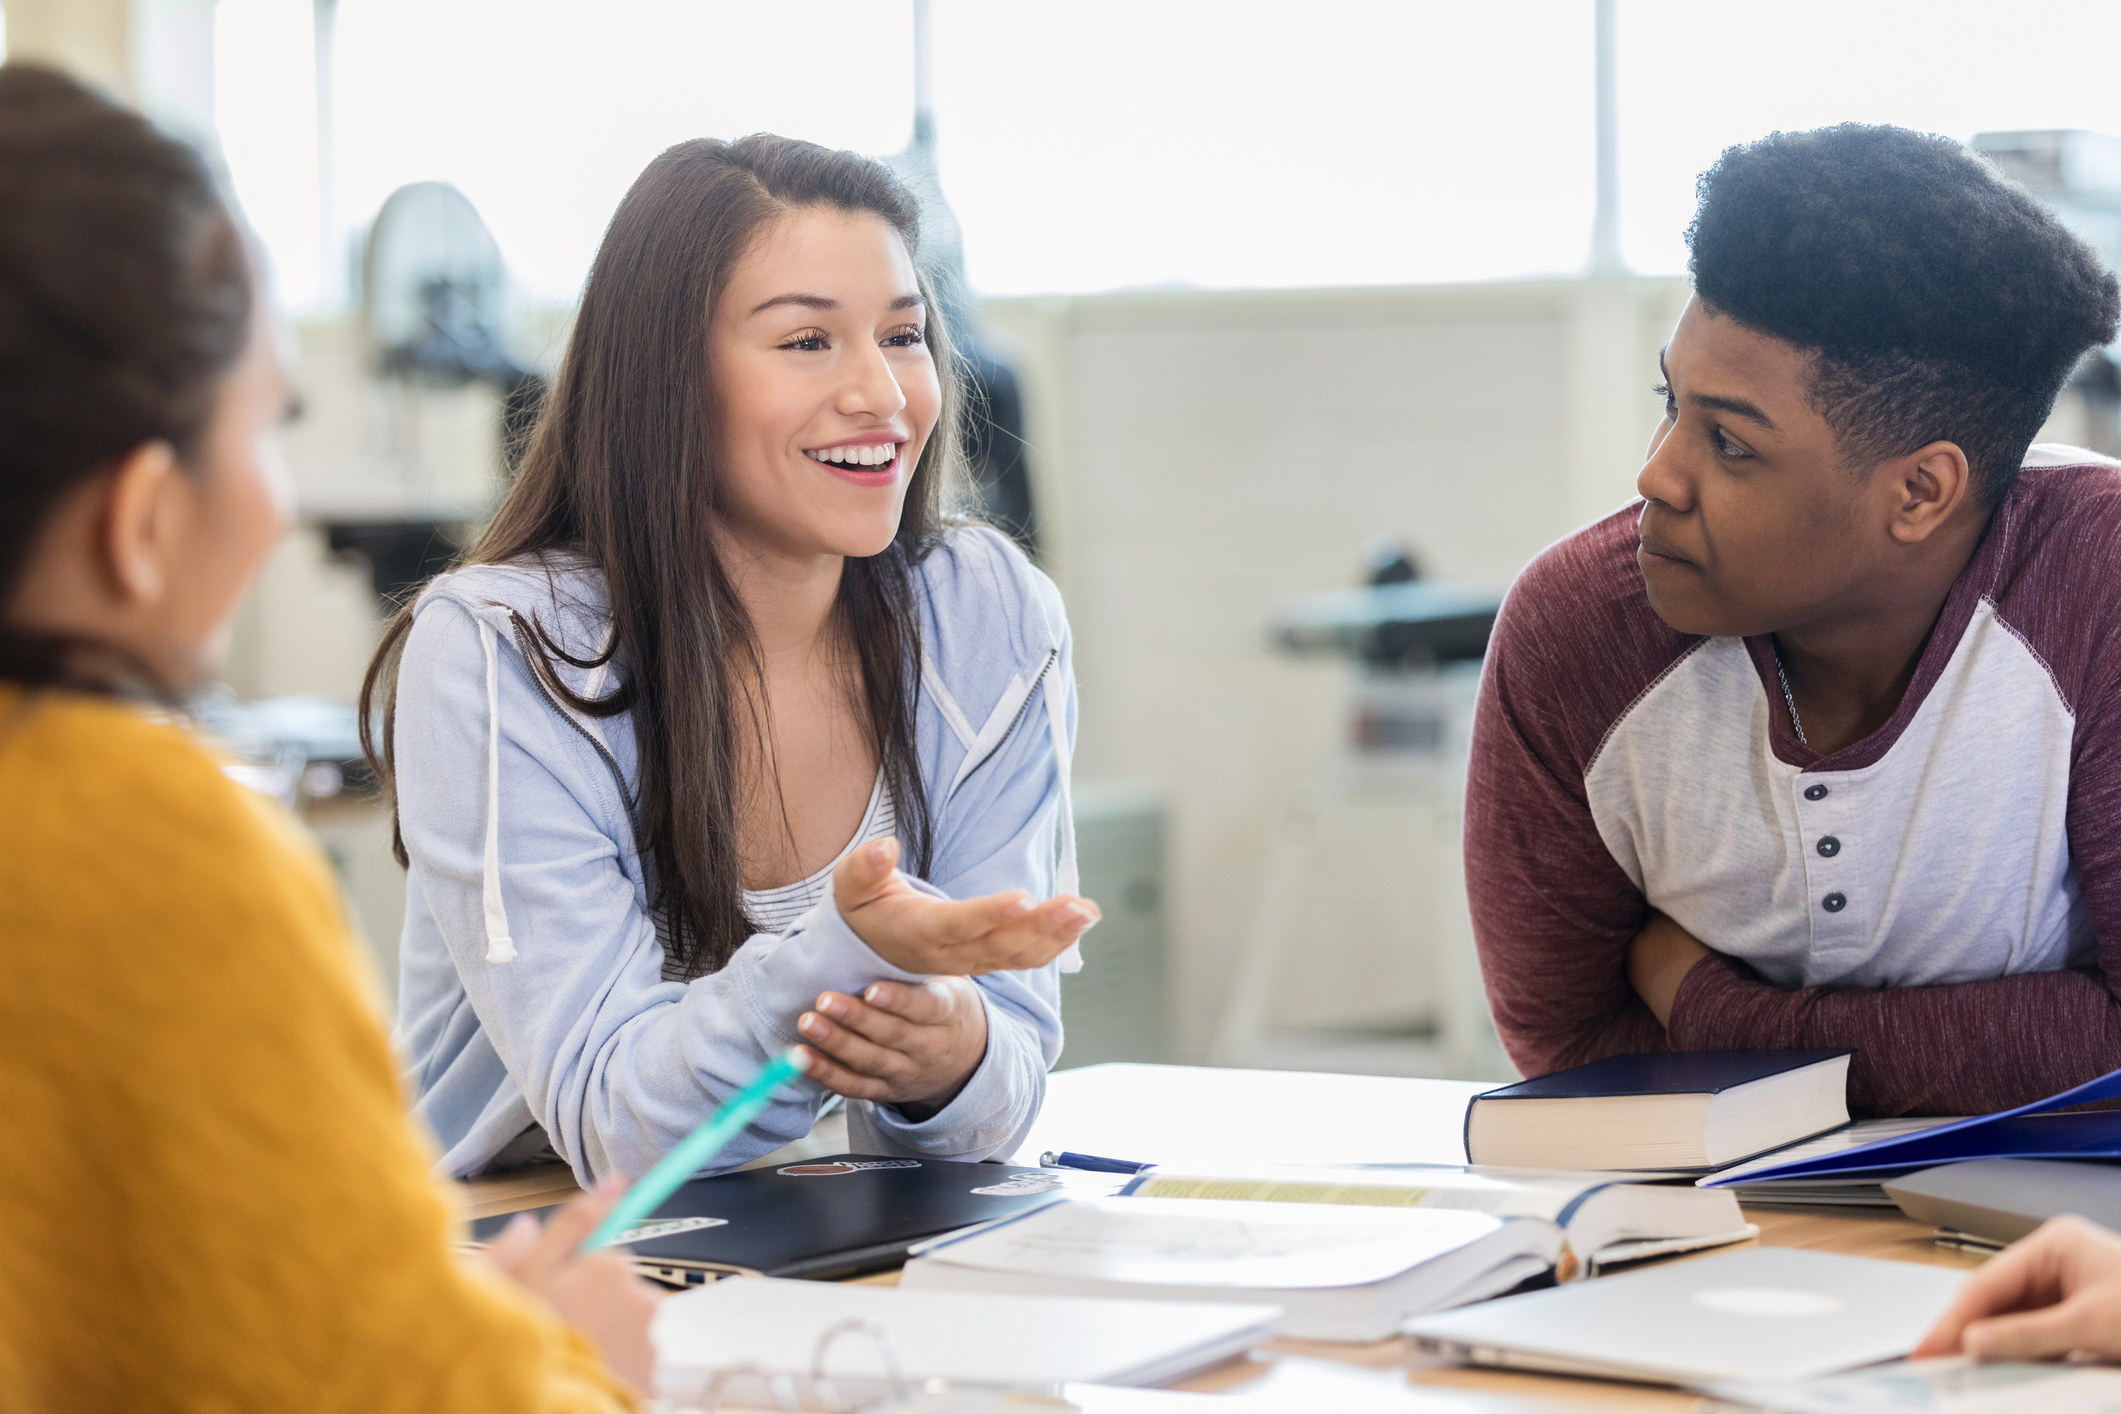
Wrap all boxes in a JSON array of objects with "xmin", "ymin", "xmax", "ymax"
[{"xmin": 648, "ymin": 1277, "xmax": 1279, "ymax": 1406}]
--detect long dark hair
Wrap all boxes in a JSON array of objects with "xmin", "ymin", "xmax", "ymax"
[
  {"xmin": 0, "ymin": 65, "xmax": 252, "ymax": 693},
  {"xmin": 362, "ymin": 135, "xmax": 959, "ymax": 980}
]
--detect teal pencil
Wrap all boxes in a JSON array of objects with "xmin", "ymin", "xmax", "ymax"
[{"xmin": 583, "ymin": 1048, "xmax": 807, "ymax": 1250}]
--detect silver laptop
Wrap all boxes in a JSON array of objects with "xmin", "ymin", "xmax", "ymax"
[
  {"xmin": 1403, "ymin": 1246, "xmax": 1967, "ymax": 1387},
  {"xmin": 1885, "ymin": 1159, "xmax": 2121, "ymax": 1247}
]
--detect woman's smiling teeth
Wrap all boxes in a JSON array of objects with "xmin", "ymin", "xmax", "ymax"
[{"xmin": 806, "ymin": 443, "xmax": 899, "ymax": 467}]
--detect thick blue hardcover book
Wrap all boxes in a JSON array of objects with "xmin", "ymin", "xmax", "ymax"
[
  {"xmin": 1463, "ymin": 1050, "xmax": 1855, "ymax": 1164},
  {"xmin": 1474, "ymin": 1050, "xmax": 1856, "ymax": 1102},
  {"xmin": 1703, "ymin": 1065, "xmax": 2121, "ymax": 1187}
]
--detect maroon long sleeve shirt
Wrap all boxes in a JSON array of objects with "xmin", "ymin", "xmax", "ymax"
[{"xmin": 1464, "ymin": 451, "xmax": 2121, "ymax": 1116}]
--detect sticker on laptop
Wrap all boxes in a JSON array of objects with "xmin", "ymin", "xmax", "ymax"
[
  {"xmin": 777, "ymin": 1159, "xmax": 923, "ymax": 1177},
  {"xmin": 969, "ymin": 1172, "xmax": 1067, "ymax": 1197},
  {"xmin": 608, "ymin": 1216, "xmax": 728, "ymax": 1244}
]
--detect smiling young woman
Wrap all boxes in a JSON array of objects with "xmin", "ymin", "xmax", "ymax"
[{"xmin": 362, "ymin": 135, "xmax": 1097, "ymax": 1186}]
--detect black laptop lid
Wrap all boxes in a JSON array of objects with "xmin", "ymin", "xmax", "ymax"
[{"xmin": 469, "ymin": 1154, "xmax": 1073, "ymax": 1280}]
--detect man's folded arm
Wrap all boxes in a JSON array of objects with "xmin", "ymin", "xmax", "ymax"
[
  {"xmin": 1668, "ymin": 955, "xmax": 2121, "ymax": 1116},
  {"xmin": 1671, "ymin": 658, "xmax": 2121, "ymax": 1119}
]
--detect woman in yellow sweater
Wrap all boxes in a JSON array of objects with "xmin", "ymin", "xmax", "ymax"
[{"xmin": 0, "ymin": 65, "xmax": 656, "ymax": 1410}]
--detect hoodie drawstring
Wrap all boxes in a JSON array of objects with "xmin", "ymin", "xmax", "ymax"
[
  {"xmin": 478, "ymin": 618, "xmax": 517, "ymax": 964},
  {"xmin": 1042, "ymin": 665, "xmax": 1084, "ymax": 973}
]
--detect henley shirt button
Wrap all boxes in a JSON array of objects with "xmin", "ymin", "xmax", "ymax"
[
  {"xmin": 1804, "ymin": 783, "xmax": 1829, "ymax": 801},
  {"xmin": 1817, "ymin": 835, "xmax": 1841, "ymax": 857},
  {"xmin": 1822, "ymin": 892, "xmax": 1847, "ymax": 913}
]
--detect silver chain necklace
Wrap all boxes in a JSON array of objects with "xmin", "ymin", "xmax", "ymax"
[{"xmin": 1772, "ymin": 640, "xmax": 1809, "ymax": 747}]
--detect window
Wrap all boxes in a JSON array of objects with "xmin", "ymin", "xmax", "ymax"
[{"xmin": 211, "ymin": 0, "xmax": 2121, "ymax": 307}]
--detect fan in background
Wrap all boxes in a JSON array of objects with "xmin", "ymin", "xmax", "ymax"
[
  {"xmin": 365, "ymin": 180, "xmax": 543, "ymax": 461},
  {"xmin": 326, "ymin": 182, "xmax": 544, "ymax": 608}
]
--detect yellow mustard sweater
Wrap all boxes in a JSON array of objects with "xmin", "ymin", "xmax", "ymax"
[{"xmin": 0, "ymin": 688, "xmax": 637, "ymax": 1413}]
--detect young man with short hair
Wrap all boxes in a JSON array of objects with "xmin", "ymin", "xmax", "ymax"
[{"xmin": 1466, "ymin": 123, "xmax": 2121, "ymax": 1115}]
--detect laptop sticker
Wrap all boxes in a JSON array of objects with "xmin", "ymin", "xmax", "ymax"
[
  {"xmin": 969, "ymin": 1172, "xmax": 1067, "ymax": 1197},
  {"xmin": 777, "ymin": 1159, "xmax": 923, "ymax": 1177},
  {"xmin": 1694, "ymin": 1286, "xmax": 1845, "ymax": 1318},
  {"xmin": 611, "ymin": 1216, "xmax": 728, "ymax": 1244}
]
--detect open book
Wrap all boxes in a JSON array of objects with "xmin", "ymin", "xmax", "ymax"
[
  {"xmin": 1117, "ymin": 1164, "xmax": 1755, "ymax": 1273},
  {"xmin": 901, "ymin": 1196, "xmax": 1558, "ymax": 1342}
]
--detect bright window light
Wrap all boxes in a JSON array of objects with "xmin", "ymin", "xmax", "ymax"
[
  {"xmin": 931, "ymin": 1, "xmax": 1597, "ymax": 294},
  {"xmin": 208, "ymin": 0, "xmax": 2121, "ymax": 308},
  {"xmin": 330, "ymin": 0, "xmax": 911, "ymax": 308},
  {"xmin": 215, "ymin": 0, "xmax": 321, "ymax": 306},
  {"xmin": 1617, "ymin": 0, "xmax": 2121, "ymax": 273}
]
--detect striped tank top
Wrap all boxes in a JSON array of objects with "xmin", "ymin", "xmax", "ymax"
[{"xmin": 741, "ymin": 770, "xmax": 897, "ymax": 933}]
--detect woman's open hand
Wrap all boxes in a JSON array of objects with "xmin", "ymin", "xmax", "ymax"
[
  {"xmin": 1916, "ymin": 1216, "xmax": 2121, "ymax": 1363},
  {"xmin": 798, "ymin": 976, "xmax": 989, "ymax": 1118},
  {"xmin": 485, "ymin": 1175, "xmax": 664, "ymax": 1393},
  {"xmin": 832, "ymin": 836, "xmax": 1098, "ymax": 977}
]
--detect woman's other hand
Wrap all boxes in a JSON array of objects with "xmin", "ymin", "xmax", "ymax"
[
  {"xmin": 797, "ymin": 977, "xmax": 989, "ymax": 1118},
  {"xmin": 485, "ymin": 1176, "xmax": 664, "ymax": 1393},
  {"xmin": 833, "ymin": 836, "xmax": 1098, "ymax": 976},
  {"xmin": 1627, "ymin": 909, "xmax": 1713, "ymax": 1027},
  {"xmin": 1915, "ymin": 1216, "xmax": 2121, "ymax": 1363}
]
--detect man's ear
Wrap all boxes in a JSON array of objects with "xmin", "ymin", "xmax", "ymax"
[
  {"xmin": 99, "ymin": 440, "xmax": 182, "ymax": 605},
  {"xmin": 1886, "ymin": 441, "xmax": 1972, "ymax": 545}
]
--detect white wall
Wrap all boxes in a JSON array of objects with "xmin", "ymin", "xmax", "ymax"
[{"xmin": 988, "ymin": 276, "xmax": 1690, "ymax": 1059}]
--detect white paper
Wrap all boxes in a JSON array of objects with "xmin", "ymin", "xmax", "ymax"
[
  {"xmin": 1015, "ymin": 1065, "xmax": 1497, "ymax": 1170},
  {"xmin": 1706, "ymin": 1357, "xmax": 2121, "ymax": 1412}
]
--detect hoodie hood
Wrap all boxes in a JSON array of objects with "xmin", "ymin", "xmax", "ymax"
[{"xmin": 411, "ymin": 542, "xmax": 1079, "ymax": 971}]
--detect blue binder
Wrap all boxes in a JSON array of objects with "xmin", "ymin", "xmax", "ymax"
[{"xmin": 1703, "ymin": 1065, "xmax": 2121, "ymax": 1187}]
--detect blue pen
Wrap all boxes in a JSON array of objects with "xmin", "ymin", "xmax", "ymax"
[{"xmin": 1039, "ymin": 1150, "xmax": 1153, "ymax": 1175}]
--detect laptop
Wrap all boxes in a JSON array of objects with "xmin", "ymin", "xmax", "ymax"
[
  {"xmin": 468, "ymin": 1153, "xmax": 1109, "ymax": 1285},
  {"xmin": 1885, "ymin": 1158, "xmax": 2121, "ymax": 1247},
  {"xmin": 1402, "ymin": 1246, "xmax": 1967, "ymax": 1387}
]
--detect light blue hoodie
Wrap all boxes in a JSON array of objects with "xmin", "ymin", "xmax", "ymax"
[{"xmin": 390, "ymin": 526, "xmax": 1077, "ymax": 1184}]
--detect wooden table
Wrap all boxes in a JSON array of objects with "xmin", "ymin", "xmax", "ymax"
[{"xmin": 462, "ymin": 1066, "xmax": 1989, "ymax": 1411}]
